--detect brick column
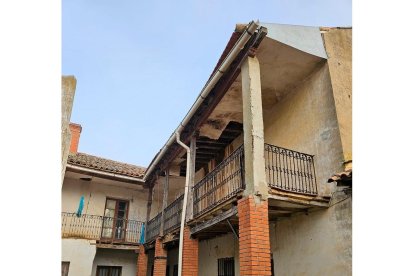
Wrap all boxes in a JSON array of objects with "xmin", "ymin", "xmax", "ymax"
[
  {"xmin": 153, "ymin": 238, "xmax": 167, "ymax": 276},
  {"xmin": 182, "ymin": 226, "xmax": 198, "ymax": 276},
  {"xmin": 238, "ymin": 196, "xmax": 271, "ymax": 276},
  {"xmin": 136, "ymin": 245, "xmax": 148, "ymax": 276}
]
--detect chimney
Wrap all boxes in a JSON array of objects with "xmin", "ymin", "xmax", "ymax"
[{"xmin": 69, "ymin": 123, "xmax": 82, "ymax": 153}]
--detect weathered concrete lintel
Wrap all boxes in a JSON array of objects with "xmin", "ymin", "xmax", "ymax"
[
  {"xmin": 268, "ymin": 193, "xmax": 329, "ymax": 208},
  {"xmin": 190, "ymin": 206, "xmax": 238, "ymax": 235}
]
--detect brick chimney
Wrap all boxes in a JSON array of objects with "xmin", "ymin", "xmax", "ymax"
[{"xmin": 69, "ymin": 123, "xmax": 82, "ymax": 153}]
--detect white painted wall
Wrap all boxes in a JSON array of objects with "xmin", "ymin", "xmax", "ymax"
[
  {"xmin": 198, "ymin": 233, "xmax": 239, "ymax": 276},
  {"xmin": 62, "ymin": 239, "xmax": 96, "ymax": 276},
  {"xmin": 270, "ymin": 195, "xmax": 352, "ymax": 276},
  {"xmin": 62, "ymin": 172, "xmax": 148, "ymax": 221},
  {"xmin": 91, "ymin": 248, "xmax": 138, "ymax": 276},
  {"xmin": 62, "ymin": 172, "xmax": 149, "ymax": 275}
]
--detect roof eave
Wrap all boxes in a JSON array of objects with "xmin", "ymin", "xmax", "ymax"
[{"xmin": 66, "ymin": 163, "xmax": 146, "ymax": 185}]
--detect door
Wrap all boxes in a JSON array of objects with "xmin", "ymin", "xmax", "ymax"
[{"xmin": 101, "ymin": 198, "xmax": 129, "ymax": 242}]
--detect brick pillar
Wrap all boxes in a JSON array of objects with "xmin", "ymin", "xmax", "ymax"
[
  {"xmin": 136, "ymin": 245, "xmax": 148, "ymax": 276},
  {"xmin": 238, "ymin": 196, "xmax": 271, "ymax": 276},
  {"xmin": 153, "ymin": 238, "xmax": 167, "ymax": 276},
  {"xmin": 182, "ymin": 226, "xmax": 198, "ymax": 276}
]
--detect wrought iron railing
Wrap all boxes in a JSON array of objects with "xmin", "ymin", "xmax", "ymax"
[
  {"xmin": 145, "ymin": 212, "xmax": 162, "ymax": 243},
  {"xmin": 61, "ymin": 212, "xmax": 144, "ymax": 244},
  {"xmin": 264, "ymin": 143, "xmax": 317, "ymax": 195},
  {"xmin": 193, "ymin": 145, "xmax": 245, "ymax": 218},
  {"xmin": 163, "ymin": 194, "xmax": 184, "ymax": 234}
]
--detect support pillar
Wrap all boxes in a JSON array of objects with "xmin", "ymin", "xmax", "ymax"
[
  {"xmin": 160, "ymin": 169, "xmax": 169, "ymax": 236},
  {"xmin": 153, "ymin": 238, "xmax": 167, "ymax": 276},
  {"xmin": 136, "ymin": 245, "xmax": 148, "ymax": 276},
  {"xmin": 239, "ymin": 56, "xmax": 271, "ymax": 275},
  {"xmin": 185, "ymin": 135, "xmax": 197, "ymax": 221},
  {"xmin": 238, "ymin": 196, "xmax": 271, "ymax": 276},
  {"xmin": 182, "ymin": 226, "xmax": 198, "ymax": 276},
  {"xmin": 241, "ymin": 55, "xmax": 268, "ymax": 199}
]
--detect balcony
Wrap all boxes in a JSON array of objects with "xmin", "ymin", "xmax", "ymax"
[
  {"xmin": 145, "ymin": 194, "xmax": 184, "ymax": 243},
  {"xmin": 145, "ymin": 212, "xmax": 162, "ymax": 243},
  {"xmin": 144, "ymin": 143, "xmax": 318, "ymax": 242},
  {"xmin": 163, "ymin": 194, "xmax": 184, "ymax": 234},
  {"xmin": 264, "ymin": 143, "xmax": 317, "ymax": 195},
  {"xmin": 192, "ymin": 145, "xmax": 245, "ymax": 218},
  {"xmin": 61, "ymin": 212, "xmax": 144, "ymax": 244}
]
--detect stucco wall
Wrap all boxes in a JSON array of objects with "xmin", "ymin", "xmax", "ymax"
[
  {"xmin": 198, "ymin": 233, "xmax": 239, "ymax": 276},
  {"xmin": 91, "ymin": 248, "xmax": 138, "ymax": 276},
  {"xmin": 62, "ymin": 174, "xmax": 148, "ymax": 221},
  {"xmin": 62, "ymin": 239, "xmax": 96, "ymax": 276},
  {"xmin": 270, "ymin": 194, "xmax": 352, "ymax": 275},
  {"xmin": 263, "ymin": 62, "xmax": 343, "ymax": 195},
  {"xmin": 323, "ymin": 29, "xmax": 352, "ymax": 167}
]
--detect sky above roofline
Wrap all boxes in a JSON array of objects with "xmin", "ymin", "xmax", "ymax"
[{"xmin": 63, "ymin": 0, "xmax": 352, "ymax": 167}]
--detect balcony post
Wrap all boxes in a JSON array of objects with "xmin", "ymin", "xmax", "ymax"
[
  {"xmin": 160, "ymin": 168, "xmax": 169, "ymax": 236},
  {"xmin": 145, "ymin": 184, "xmax": 154, "ymax": 240},
  {"xmin": 241, "ymin": 55, "xmax": 268, "ymax": 200},
  {"xmin": 185, "ymin": 134, "xmax": 197, "ymax": 221}
]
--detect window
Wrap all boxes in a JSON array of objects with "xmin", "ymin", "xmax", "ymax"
[
  {"xmin": 101, "ymin": 198, "xmax": 129, "ymax": 241},
  {"xmin": 96, "ymin": 266, "xmax": 122, "ymax": 276},
  {"xmin": 62, "ymin": 262, "xmax": 70, "ymax": 276},
  {"xmin": 218, "ymin": 257, "xmax": 235, "ymax": 276}
]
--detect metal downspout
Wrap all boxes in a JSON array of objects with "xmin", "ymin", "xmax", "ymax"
[{"xmin": 175, "ymin": 130, "xmax": 191, "ymax": 276}]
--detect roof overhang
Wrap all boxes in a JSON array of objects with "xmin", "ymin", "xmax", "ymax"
[{"xmin": 66, "ymin": 164, "xmax": 146, "ymax": 185}]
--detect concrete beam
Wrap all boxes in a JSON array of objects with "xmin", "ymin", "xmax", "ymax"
[{"xmin": 241, "ymin": 56, "xmax": 268, "ymax": 200}]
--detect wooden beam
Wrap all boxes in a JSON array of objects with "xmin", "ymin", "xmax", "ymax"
[
  {"xmin": 159, "ymin": 169, "xmax": 169, "ymax": 236},
  {"xmin": 186, "ymin": 136, "xmax": 197, "ymax": 221},
  {"xmin": 190, "ymin": 206, "xmax": 238, "ymax": 235}
]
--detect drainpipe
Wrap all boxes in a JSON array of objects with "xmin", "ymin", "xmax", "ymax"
[{"xmin": 175, "ymin": 130, "xmax": 191, "ymax": 276}]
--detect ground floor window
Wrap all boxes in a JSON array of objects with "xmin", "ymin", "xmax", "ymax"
[
  {"xmin": 96, "ymin": 266, "xmax": 122, "ymax": 276},
  {"xmin": 218, "ymin": 257, "xmax": 235, "ymax": 276},
  {"xmin": 62, "ymin": 262, "xmax": 70, "ymax": 276}
]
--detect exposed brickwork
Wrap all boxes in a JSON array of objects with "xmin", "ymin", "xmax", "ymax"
[
  {"xmin": 182, "ymin": 226, "xmax": 198, "ymax": 276},
  {"xmin": 69, "ymin": 123, "xmax": 82, "ymax": 153},
  {"xmin": 238, "ymin": 196, "xmax": 272, "ymax": 276},
  {"xmin": 136, "ymin": 245, "xmax": 148, "ymax": 276},
  {"xmin": 153, "ymin": 238, "xmax": 167, "ymax": 276}
]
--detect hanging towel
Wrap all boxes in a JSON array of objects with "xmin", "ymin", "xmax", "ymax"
[
  {"xmin": 139, "ymin": 223, "xmax": 145, "ymax": 244},
  {"xmin": 76, "ymin": 195, "xmax": 84, "ymax": 217}
]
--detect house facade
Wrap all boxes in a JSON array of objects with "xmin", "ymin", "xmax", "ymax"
[
  {"xmin": 61, "ymin": 123, "xmax": 148, "ymax": 276},
  {"xmin": 62, "ymin": 21, "xmax": 352, "ymax": 276}
]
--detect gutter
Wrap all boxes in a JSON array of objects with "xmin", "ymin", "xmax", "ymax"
[
  {"xmin": 66, "ymin": 164, "xmax": 145, "ymax": 183},
  {"xmin": 143, "ymin": 20, "xmax": 259, "ymax": 182}
]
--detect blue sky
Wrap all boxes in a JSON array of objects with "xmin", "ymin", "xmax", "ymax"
[{"xmin": 63, "ymin": 0, "xmax": 352, "ymax": 167}]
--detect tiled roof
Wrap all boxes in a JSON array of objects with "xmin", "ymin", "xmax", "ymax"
[
  {"xmin": 67, "ymin": 152, "xmax": 146, "ymax": 179},
  {"xmin": 328, "ymin": 169, "xmax": 352, "ymax": 183}
]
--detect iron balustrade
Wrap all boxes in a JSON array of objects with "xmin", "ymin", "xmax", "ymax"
[
  {"xmin": 193, "ymin": 145, "xmax": 245, "ymax": 218},
  {"xmin": 163, "ymin": 194, "xmax": 184, "ymax": 234},
  {"xmin": 145, "ymin": 212, "xmax": 162, "ymax": 243},
  {"xmin": 61, "ymin": 212, "xmax": 144, "ymax": 244},
  {"xmin": 264, "ymin": 143, "xmax": 318, "ymax": 195}
]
